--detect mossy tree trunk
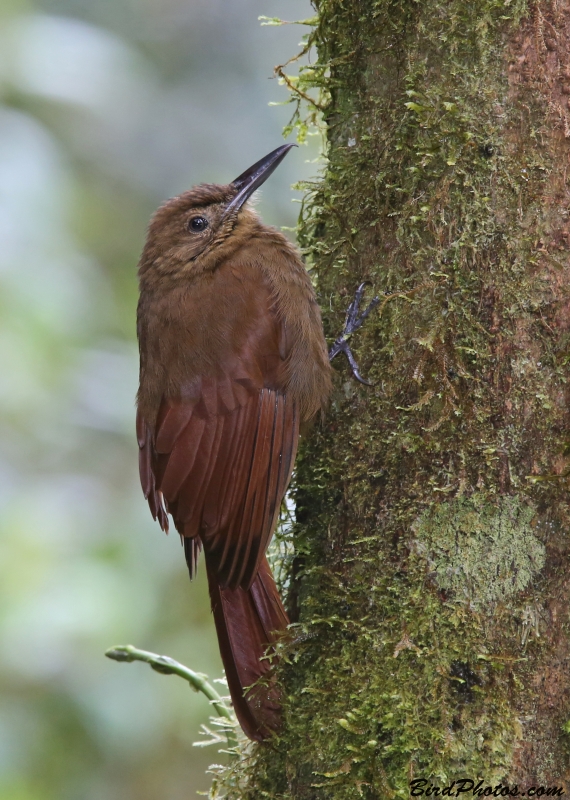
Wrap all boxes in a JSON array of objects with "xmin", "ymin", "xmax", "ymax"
[{"xmin": 224, "ymin": 1, "xmax": 570, "ymax": 797}]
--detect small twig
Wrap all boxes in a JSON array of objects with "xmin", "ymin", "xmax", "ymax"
[
  {"xmin": 105, "ymin": 644, "xmax": 239, "ymax": 751},
  {"xmin": 275, "ymin": 65, "xmax": 326, "ymax": 112}
]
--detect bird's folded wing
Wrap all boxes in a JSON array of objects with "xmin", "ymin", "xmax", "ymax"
[{"xmin": 137, "ymin": 371, "xmax": 299, "ymax": 590}]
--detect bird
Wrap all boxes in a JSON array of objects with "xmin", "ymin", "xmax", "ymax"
[{"xmin": 136, "ymin": 144, "xmax": 333, "ymax": 742}]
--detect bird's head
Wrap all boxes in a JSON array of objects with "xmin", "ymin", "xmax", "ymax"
[{"xmin": 139, "ymin": 144, "xmax": 296, "ymax": 280}]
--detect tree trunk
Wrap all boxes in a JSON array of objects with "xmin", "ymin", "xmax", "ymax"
[{"xmin": 222, "ymin": 1, "xmax": 570, "ymax": 797}]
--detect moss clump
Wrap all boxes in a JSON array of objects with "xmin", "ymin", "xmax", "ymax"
[{"xmin": 412, "ymin": 496, "xmax": 545, "ymax": 608}]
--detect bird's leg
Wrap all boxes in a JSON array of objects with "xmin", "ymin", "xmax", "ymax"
[{"xmin": 328, "ymin": 282, "xmax": 379, "ymax": 385}]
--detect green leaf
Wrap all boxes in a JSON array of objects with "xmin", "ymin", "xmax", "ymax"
[
  {"xmin": 404, "ymin": 102, "xmax": 428, "ymax": 113},
  {"xmin": 258, "ymin": 16, "xmax": 285, "ymax": 25}
]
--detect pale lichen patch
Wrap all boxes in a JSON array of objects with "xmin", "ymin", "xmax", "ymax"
[{"xmin": 411, "ymin": 495, "xmax": 545, "ymax": 608}]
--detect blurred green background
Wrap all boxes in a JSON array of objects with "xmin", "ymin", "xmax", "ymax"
[{"xmin": 0, "ymin": 1, "xmax": 315, "ymax": 797}]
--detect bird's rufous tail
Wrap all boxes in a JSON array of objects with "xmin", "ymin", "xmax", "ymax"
[{"xmin": 206, "ymin": 556, "xmax": 289, "ymax": 741}]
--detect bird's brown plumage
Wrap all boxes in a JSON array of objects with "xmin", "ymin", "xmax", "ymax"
[{"xmin": 136, "ymin": 149, "xmax": 331, "ymax": 740}]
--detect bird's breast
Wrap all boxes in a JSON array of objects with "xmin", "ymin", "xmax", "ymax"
[{"xmin": 137, "ymin": 261, "xmax": 285, "ymax": 421}]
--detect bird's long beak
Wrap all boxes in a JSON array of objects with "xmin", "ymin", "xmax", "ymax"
[{"xmin": 223, "ymin": 143, "xmax": 297, "ymax": 218}]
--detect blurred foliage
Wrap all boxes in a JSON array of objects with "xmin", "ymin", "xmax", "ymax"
[{"xmin": 0, "ymin": 0, "xmax": 316, "ymax": 797}]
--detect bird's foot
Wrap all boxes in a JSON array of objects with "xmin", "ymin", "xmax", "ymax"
[{"xmin": 328, "ymin": 282, "xmax": 379, "ymax": 385}]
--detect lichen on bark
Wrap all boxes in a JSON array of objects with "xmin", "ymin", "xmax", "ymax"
[
  {"xmin": 412, "ymin": 495, "xmax": 545, "ymax": 608},
  {"xmin": 215, "ymin": 1, "xmax": 570, "ymax": 797}
]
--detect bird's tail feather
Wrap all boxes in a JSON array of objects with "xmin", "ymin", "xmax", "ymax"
[{"xmin": 206, "ymin": 556, "xmax": 289, "ymax": 741}]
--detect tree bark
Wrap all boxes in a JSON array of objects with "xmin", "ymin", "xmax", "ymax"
[{"xmin": 222, "ymin": 1, "xmax": 570, "ymax": 797}]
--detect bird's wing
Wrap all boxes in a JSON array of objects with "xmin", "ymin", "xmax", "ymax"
[{"xmin": 137, "ymin": 360, "xmax": 299, "ymax": 591}]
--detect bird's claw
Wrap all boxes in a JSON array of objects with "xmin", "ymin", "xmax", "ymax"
[
  {"xmin": 335, "ymin": 340, "xmax": 372, "ymax": 385},
  {"xmin": 329, "ymin": 281, "xmax": 379, "ymax": 385}
]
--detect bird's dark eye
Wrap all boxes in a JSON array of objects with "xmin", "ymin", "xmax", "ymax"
[{"xmin": 188, "ymin": 216, "xmax": 209, "ymax": 233}]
